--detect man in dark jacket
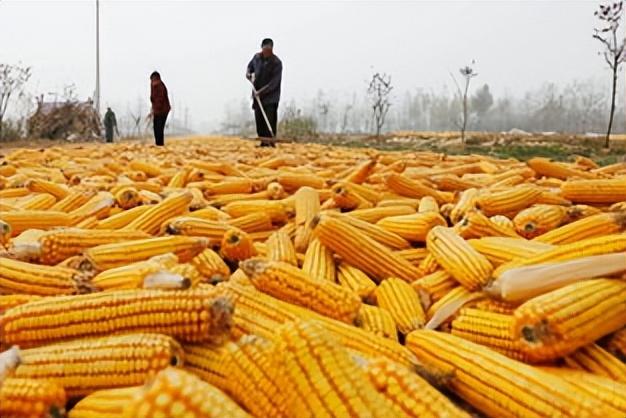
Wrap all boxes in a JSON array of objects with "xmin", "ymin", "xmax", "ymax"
[
  {"xmin": 149, "ymin": 71, "xmax": 171, "ymax": 146},
  {"xmin": 103, "ymin": 107, "xmax": 119, "ymax": 143},
  {"xmin": 246, "ymin": 38, "xmax": 282, "ymax": 147}
]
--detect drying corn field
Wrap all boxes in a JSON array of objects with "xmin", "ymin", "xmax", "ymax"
[{"xmin": 1, "ymin": 135, "xmax": 626, "ymax": 418}]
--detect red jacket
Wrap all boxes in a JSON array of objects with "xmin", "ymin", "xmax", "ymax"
[{"xmin": 151, "ymin": 80, "xmax": 171, "ymax": 116}]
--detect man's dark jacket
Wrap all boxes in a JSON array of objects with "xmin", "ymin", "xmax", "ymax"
[
  {"xmin": 247, "ymin": 53, "xmax": 282, "ymax": 107},
  {"xmin": 151, "ymin": 80, "xmax": 171, "ymax": 116}
]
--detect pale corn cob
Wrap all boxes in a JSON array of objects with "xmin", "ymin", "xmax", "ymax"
[
  {"xmin": 489, "ymin": 214, "xmax": 516, "ymax": 234},
  {"xmin": 449, "ymin": 187, "xmax": 479, "ymax": 224},
  {"xmin": 512, "ymin": 279, "xmax": 626, "ymax": 362},
  {"xmin": 561, "ymin": 178, "xmax": 626, "ymax": 203},
  {"xmin": 266, "ymin": 181, "xmax": 287, "ymax": 199},
  {"xmin": 336, "ymin": 262, "xmax": 377, "ymax": 300},
  {"xmin": 226, "ymin": 211, "xmax": 273, "ymax": 232},
  {"xmin": 0, "ymin": 378, "xmax": 66, "ymax": 418},
  {"xmin": 0, "ymin": 210, "xmax": 73, "ymax": 235},
  {"xmin": 220, "ymin": 227, "xmax": 257, "ymax": 261},
  {"xmin": 411, "ymin": 270, "xmax": 457, "ymax": 305},
  {"xmin": 418, "ymin": 195, "xmax": 439, "ymax": 212},
  {"xmin": 166, "ymin": 168, "xmax": 190, "ymax": 188},
  {"xmin": 456, "ymin": 209, "xmax": 520, "ymax": 239},
  {"xmin": 69, "ymin": 386, "xmax": 140, "ymax": 418},
  {"xmin": 513, "ymin": 204, "xmax": 570, "ymax": 238},
  {"xmin": 606, "ymin": 327, "xmax": 626, "ymax": 361},
  {"xmin": 468, "ymin": 236, "xmax": 554, "ymax": 266},
  {"xmin": 0, "ymin": 257, "xmax": 91, "ymax": 295},
  {"xmin": 241, "ymin": 258, "xmax": 361, "ymax": 323},
  {"xmin": 386, "ymin": 173, "xmax": 453, "ymax": 203},
  {"xmin": 266, "ymin": 230, "xmax": 298, "ymax": 266},
  {"xmin": 564, "ymin": 343, "xmax": 626, "ymax": 383},
  {"xmin": 374, "ymin": 277, "xmax": 425, "ymax": 334},
  {"xmin": 122, "ymin": 367, "xmax": 250, "ymax": 418},
  {"xmin": 85, "ymin": 236, "xmax": 208, "ymax": 270},
  {"xmin": 302, "ymin": 238, "xmax": 336, "ymax": 281},
  {"xmin": 610, "ymin": 201, "xmax": 626, "ymax": 211},
  {"xmin": 14, "ymin": 333, "xmax": 184, "ymax": 396},
  {"xmin": 168, "ymin": 263, "xmax": 202, "ymax": 286},
  {"xmin": 16, "ymin": 193, "xmax": 57, "ymax": 210},
  {"xmin": 191, "ymin": 248, "xmax": 230, "ymax": 283},
  {"xmin": 533, "ymin": 211, "xmax": 626, "ymax": 244},
  {"xmin": 426, "ymin": 226, "xmax": 493, "ymax": 290},
  {"xmin": 91, "ymin": 253, "xmax": 179, "ymax": 290},
  {"xmin": 75, "ymin": 215, "xmax": 99, "ymax": 229},
  {"xmin": 426, "ymin": 286, "xmax": 476, "ymax": 323},
  {"xmin": 356, "ymin": 303, "xmax": 398, "ymax": 340},
  {"xmin": 182, "ymin": 343, "xmax": 230, "ymax": 390},
  {"xmin": 365, "ymin": 357, "xmax": 470, "ymax": 418},
  {"xmin": 184, "ymin": 205, "xmax": 231, "ymax": 221},
  {"xmin": 94, "ymin": 204, "xmax": 153, "ymax": 229},
  {"xmin": 377, "ymin": 211, "xmax": 447, "ymax": 242},
  {"xmin": 0, "ymin": 287, "xmax": 233, "ymax": 348},
  {"xmin": 137, "ymin": 189, "xmax": 162, "ymax": 205},
  {"xmin": 123, "ymin": 191, "xmax": 192, "ymax": 234},
  {"xmin": 346, "ymin": 205, "xmax": 415, "ymax": 223},
  {"xmin": 313, "ymin": 214, "xmax": 423, "ymax": 282},
  {"xmin": 406, "ymin": 330, "xmax": 610, "ymax": 418},
  {"xmin": 293, "ymin": 186, "xmax": 320, "ymax": 252}
]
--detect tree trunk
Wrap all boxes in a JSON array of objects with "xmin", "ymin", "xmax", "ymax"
[
  {"xmin": 0, "ymin": 114, "xmax": 3, "ymax": 140},
  {"xmin": 605, "ymin": 64, "xmax": 618, "ymax": 149}
]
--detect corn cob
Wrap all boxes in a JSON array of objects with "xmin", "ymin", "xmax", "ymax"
[
  {"xmin": 223, "ymin": 199, "xmax": 293, "ymax": 223},
  {"xmin": 344, "ymin": 158, "xmax": 377, "ymax": 184},
  {"xmin": 0, "ymin": 210, "xmax": 73, "ymax": 236},
  {"xmin": 610, "ymin": 201, "xmax": 626, "ymax": 211},
  {"xmin": 16, "ymin": 193, "xmax": 57, "ymax": 210},
  {"xmin": 336, "ymin": 262, "xmax": 377, "ymax": 300},
  {"xmin": 266, "ymin": 181, "xmax": 287, "ymax": 199},
  {"xmin": 204, "ymin": 178, "xmax": 254, "ymax": 195},
  {"xmin": 226, "ymin": 211, "xmax": 273, "ymax": 232},
  {"xmin": 113, "ymin": 186, "xmax": 140, "ymax": 209},
  {"xmin": 313, "ymin": 214, "xmax": 422, "ymax": 282},
  {"xmin": 191, "ymin": 248, "xmax": 230, "ymax": 283},
  {"xmin": 456, "ymin": 209, "xmax": 520, "ymax": 239},
  {"xmin": 468, "ymin": 236, "xmax": 554, "ymax": 266},
  {"xmin": 418, "ymin": 196, "xmax": 439, "ymax": 213},
  {"xmin": 273, "ymin": 320, "xmax": 395, "ymax": 417},
  {"xmin": 85, "ymin": 236, "xmax": 208, "ymax": 270},
  {"xmin": 129, "ymin": 160, "xmax": 161, "ymax": 177},
  {"xmin": 450, "ymin": 188, "xmax": 479, "ymax": 224},
  {"xmin": 356, "ymin": 304, "xmax": 398, "ymax": 340},
  {"xmin": 69, "ymin": 191, "xmax": 115, "ymax": 222},
  {"xmin": 137, "ymin": 189, "xmax": 162, "ymax": 205},
  {"xmin": 122, "ymin": 367, "xmax": 250, "ymax": 418},
  {"xmin": 527, "ymin": 157, "xmax": 599, "ymax": 180},
  {"xmin": 476, "ymin": 185, "xmax": 544, "ymax": 217},
  {"xmin": 266, "ymin": 230, "xmax": 298, "ymax": 266},
  {"xmin": 0, "ymin": 257, "xmax": 91, "ymax": 295},
  {"xmin": 470, "ymin": 298, "xmax": 519, "ymax": 314},
  {"xmin": 564, "ymin": 343, "xmax": 626, "ymax": 383},
  {"xmin": 0, "ymin": 377, "xmax": 66, "ymax": 418},
  {"xmin": 0, "ymin": 187, "xmax": 30, "ymax": 198},
  {"xmin": 49, "ymin": 190, "xmax": 94, "ymax": 213},
  {"xmin": 386, "ymin": 173, "xmax": 453, "ymax": 203},
  {"xmin": 276, "ymin": 171, "xmax": 325, "ymax": 192},
  {"xmin": 302, "ymin": 238, "xmax": 336, "ymax": 282},
  {"xmin": 406, "ymin": 330, "xmax": 609, "ymax": 418},
  {"xmin": 94, "ymin": 204, "xmax": 153, "ymax": 229},
  {"xmin": 208, "ymin": 190, "xmax": 269, "ymax": 207},
  {"xmin": 346, "ymin": 205, "xmax": 415, "ymax": 223},
  {"xmin": 426, "ymin": 226, "xmax": 493, "ymax": 290},
  {"xmin": 365, "ymin": 357, "xmax": 469, "ymax": 418},
  {"xmin": 533, "ymin": 211, "xmax": 626, "ymax": 244},
  {"xmin": 0, "ymin": 219, "xmax": 12, "ymax": 246},
  {"xmin": 376, "ymin": 197, "xmax": 421, "ymax": 208},
  {"xmin": 220, "ymin": 227, "xmax": 257, "ymax": 261},
  {"xmin": 69, "ymin": 386, "xmax": 140, "ymax": 418},
  {"xmin": 374, "ymin": 277, "xmax": 425, "ymax": 334},
  {"xmin": 182, "ymin": 343, "xmax": 230, "ymax": 390},
  {"xmin": 561, "ymin": 178, "xmax": 626, "ymax": 203},
  {"xmin": 606, "ymin": 327, "xmax": 626, "ymax": 362},
  {"xmin": 539, "ymin": 367, "xmax": 626, "ymax": 415},
  {"xmin": 164, "ymin": 216, "xmax": 228, "ymax": 243},
  {"xmin": 327, "ymin": 211, "xmax": 411, "ymax": 250},
  {"xmin": 512, "ymin": 204, "xmax": 570, "ymax": 238},
  {"xmin": 0, "ymin": 287, "xmax": 233, "ymax": 348},
  {"xmin": 512, "ymin": 279, "xmax": 626, "ymax": 362},
  {"xmin": 376, "ymin": 211, "xmax": 447, "ymax": 242},
  {"xmin": 425, "ymin": 286, "xmax": 478, "ymax": 324},
  {"xmin": 122, "ymin": 191, "xmax": 191, "ymax": 234},
  {"xmin": 75, "ymin": 215, "xmax": 99, "ymax": 229},
  {"xmin": 14, "ymin": 333, "xmax": 184, "ymax": 396},
  {"xmin": 0, "ymin": 294, "xmax": 42, "ymax": 315},
  {"xmin": 495, "ymin": 233, "xmax": 626, "ymax": 276},
  {"xmin": 411, "ymin": 270, "xmax": 457, "ymax": 306},
  {"xmin": 489, "ymin": 214, "xmax": 516, "ymax": 233},
  {"xmin": 24, "ymin": 178, "xmax": 69, "ymax": 199},
  {"xmin": 418, "ymin": 252, "xmax": 439, "ymax": 275},
  {"xmin": 331, "ymin": 182, "xmax": 374, "ymax": 209},
  {"xmin": 91, "ymin": 253, "xmax": 179, "ymax": 290},
  {"xmin": 241, "ymin": 258, "xmax": 361, "ymax": 323},
  {"xmin": 395, "ymin": 247, "xmax": 428, "ymax": 266}
]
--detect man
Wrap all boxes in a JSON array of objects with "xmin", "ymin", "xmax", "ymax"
[
  {"xmin": 103, "ymin": 107, "xmax": 119, "ymax": 143},
  {"xmin": 246, "ymin": 38, "xmax": 282, "ymax": 147},
  {"xmin": 149, "ymin": 71, "xmax": 171, "ymax": 146}
]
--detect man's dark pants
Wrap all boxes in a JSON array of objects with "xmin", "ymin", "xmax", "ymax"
[
  {"xmin": 105, "ymin": 128, "xmax": 114, "ymax": 143},
  {"xmin": 254, "ymin": 102, "xmax": 278, "ymax": 147},
  {"xmin": 153, "ymin": 114, "xmax": 168, "ymax": 146}
]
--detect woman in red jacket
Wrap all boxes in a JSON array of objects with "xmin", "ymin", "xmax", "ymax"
[{"xmin": 149, "ymin": 71, "xmax": 171, "ymax": 146}]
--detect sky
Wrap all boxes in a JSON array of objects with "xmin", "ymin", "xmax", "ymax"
[{"xmin": 0, "ymin": 0, "xmax": 618, "ymax": 131}]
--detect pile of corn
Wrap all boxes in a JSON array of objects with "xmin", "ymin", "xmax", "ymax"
[{"xmin": 1, "ymin": 136, "xmax": 625, "ymax": 418}]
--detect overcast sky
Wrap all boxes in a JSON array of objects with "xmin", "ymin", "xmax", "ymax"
[{"xmin": 0, "ymin": 0, "xmax": 618, "ymax": 131}]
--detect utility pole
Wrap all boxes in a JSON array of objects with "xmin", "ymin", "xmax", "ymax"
[{"xmin": 94, "ymin": 0, "xmax": 101, "ymax": 115}]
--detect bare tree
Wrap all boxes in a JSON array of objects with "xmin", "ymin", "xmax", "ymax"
[
  {"xmin": 593, "ymin": 1, "xmax": 625, "ymax": 148},
  {"xmin": 367, "ymin": 72, "xmax": 392, "ymax": 137},
  {"xmin": 450, "ymin": 62, "xmax": 478, "ymax": 144},
  {"xmin": 0, "ymin": 63, "xmax": 31, "ymax": 140}
]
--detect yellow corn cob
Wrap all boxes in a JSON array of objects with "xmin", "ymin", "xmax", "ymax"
[
  {"xmin": 0, "ymin": 257, "xmax": 91, "ymax": 295},
  {"xmin": 374, "ymin": 277, "xmax": 425, "ymax": 334},
  {"xmin": 495, "ymin": 233, "xmax": 626, "ymax": 276},
  {"xmin": 164, "ymin": 216, "xmax": 228, "ymax": 243},
  {"xmin": 293, "ymin": 186, "xmax": 320, "ymax": 253},
  {"xmin": 94, "ymin": 204, "xmax": 153, "ymax": 229},
  {"xmin": 191, "ymin": 248, "xmax": 230, "ymax": 283},
  {"xmin": 610, "ymin": 201, "xmax": 626, "ymax": 211},
  {"xmin": 85, "ymin": 236, "xmax": 208, "ymax": 270},
  {"xmin": 113, "ymin": 186, "xmax": 140, "ymax": 209},
  {"xmin": 125, "ymin": 170, "xmax": 148, "ymax": 182},
  {"xmin": 411, "ymin": 270, "xmax": 457, "ymax": 305},
  {"xmin": 266, "ymin": 230, "xmax": 298, "ymax": 266},
  {"xmin": 0, "ymin": 210, "xmax": 73, "ymax": 236},
  {"xmin": 277, "ymin": 171, "xmax": 325, "ymax": 191},
  {"xmin": 16, "ymin": 193, "xmax": 57, "ymax": 210},
  {"xmin": 129, "ymin": 160, "xmax": 161, "ymax": 177},
  {"xmin": 564, "ymin": 343, "xmax": 626, "ymax": 383},
  {"xmin": 346, "ymin": 205, "xmax": 415, "ymax": 223},
  {"xmin": 0, "ymin": 187, "xmax": 30, "ymax": 198},
  {"xmin": 512, "ymin": 279, "xmax": 626, "ymax": 362},
  {"xmin": 208, "ymin": 191, "xmax": 270, "ymax": 208},
  {"xmin": 344, "ymin": 158, "xmax": 377, "ymax": 184},
  {"xmin": 425, "ymin": 286, "xmax": 475, "ymax": 322},
  {"xmin": 313, "ymin": 214, "xmax": 422, "ymax": 282},
  {"xmin": 0, "ymin": 287, "xmax": 233, "ymax": 348},
  {"xmin": 386, "ymin": 173, "xmax": 453, "ymax": 203},
  {"xmin": 426, "ymin": 226, "xmax": 493, "ymax": 290},
  {"xmin": 336, "ymin": 262, "xmax": 377, "ymax": 300},
  {"xmin": 527, "ymin": 157, "xmax": 599, "ymax": 180},
  {"xmin": 470, "ymin": 298, "xmax": 519, "ymax": 315},
  {"xmin": 49, "ymin": 190, "xmax": 94, "ymax": 212},
  {"xmin": 477, "ymin": 185, "xmax": 544, "ymax": 217},
  {"xmin": 302, "ymin": 238, "xmax": 336, "ymax": 282},
  {"xmin": 91, "ymin": 253, "xmax": 179, "ymax": 290},
  {"xmin": 395, "ymin": 247, "xmax": 428, "ymax": 266},
  {"xmin": 539, "ymin": 367, "xmax": 626, "ymax": 415},
  {"xmin": 561, "ymin": 178, "xmax": 626, "ymax": 203},
  {"xmin": 331, "ymin": 182, "xmax": 374, "ymax": 209},
  {"xmin": 533, "ymin": 211, "xmax": 626, "ymax": 244},
  {"xmin": 69, "ymin": 191, "xmax": 115, "ymax": 222},
  {"xmin": 606, "ymin": 327, "xmax": 626, "ymax": 362},
  {"xmin": 184, "ymin": 205, "xmax": 230, "ymax": 221},
  {"xmin": 406, "ymin": 330, "xmax": 609, "ymax": 418},
  {"xmin": 222, "ymin": 335, "xmax": 290, "ymax": 418},
  {"xmin": 0, "ymin": 377, "xmax": 66, "ymax": 418},
  {"xmin": 327, "ymin": 211, "xmax": 411, "ymax": 250},
  {"xmin": 14, "ymin": 333, "xmax": 184, "ymax": 397},
  {"xmin": 168, "ymin": 263, "xmax": 203, "ymax": 287},
  {"xmin": 468, "ymin": 236, "xmax": 554, "ymax": 266},
  {"xmin": 182, "ymin": 343, "xmax": 230, "ymax": 390},
  {"xmin": 220, "ymin": 227, "xmax": 257, "ymax": 261},
  {"xmin": 418, "ymin": 195, "xmax": 439, "ymax": 213},
  {"xmin": 365, "ymin": 357, "xmax": 469, "ymax": 418},
  {"xmin": 226, "ymin": 211, "xmax": 273, "ymax": 232},
  {"xmin": 450, "ymin": 187, "xmax": 479, "ymax": 224},
  {"xmin": 487, "ymin": 215, "xmax": 517, "ymax": 237},
  {"xmin": 266, "ymin": 181, "xmax": 287, "ymax": 199},
  {"xmin": 512, "ymin": 204, "xmax": 569, "ymax": 238},
  {"xmin": 418, "ymin": 252, "xmax": 439, "ymax": 275},
  {"xmin": 456, "ymin": 209, "xmax": 520, "ymax": 239},
  {"xmin": 74, "ymin": 215, "xmax": 98, "ymax": 229},
  {"xmin": 0, "ymin": 294, "xmax": 42, "ymax": 315},
  {"xmin": 123, "ymin": 191, "xmax": 191, "ymax": 234},
  {"xmin": 166, "ymin": 168, "xmax": 190, "ymax": 188},
  {"xmin": 137, "ymin": 189, "xmax": 162, "ymax": 205},
  {"xmin": 24, "ymin": 178, "xmax": 69, "ymax": 199},
  {"xmin": 376, "ymin": 211, "xmax": 447, "ymax": 242},
  {"xmin": 223, "ymin": 199, "xmax": 292, "ymax": 223},
  {"xmin": 122, "ymin": 367, "xmax": 250, "ymax": 418},
  {"xmin": 204, "ymin": 178, "xmax": 254, "ymax": 195},
  {"xmin": 376, "ymin": 197, "xmax": 421, "ymax": 208},
  {"xmin": 241, "ymin": 258, "xmax": 361, "ymax": 323},
  {"xmin": 356, "ymin": 303, "xmax": 398, "ymax": 340},
  {"xmin": 273, "ymin": 320, "xmax": 395, "ymax": 417},
  {"xmin": 69, "ymin": 386, "xmax": 140, "ymax": 418}
]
